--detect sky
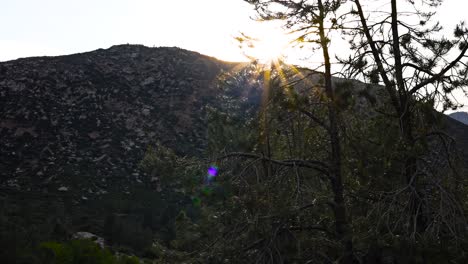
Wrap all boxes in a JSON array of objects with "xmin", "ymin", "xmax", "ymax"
[
  {"xmin": 0, "ymin": 0, "xmax": 467, "ymax": 111},
  {"xmin": 0, "ymin": 0, "xmax": 263, "ymax": 62}
]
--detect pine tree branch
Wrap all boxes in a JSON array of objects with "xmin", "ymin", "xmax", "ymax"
[
  {"xmin": 409, "ymin": 44, "xmax": 468, "ymax": 94},
  {"xmin": 216, "ymin": 152, "xmax": 329, "ymax": 176}
]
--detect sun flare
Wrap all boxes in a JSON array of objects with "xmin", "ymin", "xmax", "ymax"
[
  {"xmin": 251, "ymin": 35, "xmax": 289, "ymax": 63},
  {"xmin": 239, "ymin": 26, "xmax": 291, "ymax": 64}
]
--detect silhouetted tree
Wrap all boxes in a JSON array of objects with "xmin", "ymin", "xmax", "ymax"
[{"xmin": 341, "ymin": 0, "xmax": 468, "ymax": 242}]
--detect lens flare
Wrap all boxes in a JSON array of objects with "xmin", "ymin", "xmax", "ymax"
[
  {"xmin": 207, "ymin": 165, "xmax": 218, "ymax": 177},
  {"xmin": 192, "ymin": 165, "xmax": 220, "ymax": 207}
]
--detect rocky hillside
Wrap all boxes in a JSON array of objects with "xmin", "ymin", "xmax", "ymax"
[{"xmin": 0, "ymin": 44, "xmax": 237, "ymax": 194}]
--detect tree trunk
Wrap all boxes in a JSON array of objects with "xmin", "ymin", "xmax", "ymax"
[
  {"xmin": 318, "ymin": 1, "xmax": 354, "ymax": 262},
  {"xmin": 400, "ymin": 101, "xmax": 426, "ymax": 234}
]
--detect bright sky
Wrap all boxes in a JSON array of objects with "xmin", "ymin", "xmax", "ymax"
[
  {"xmin": 0, "ymin": 0, "xmax": 466, "ymax": 111},
  {"xmin": 0, "ymin": 0, "xmax": 264, "ymax": 62},
  {"xmin": 1, "ymin": 0, "xmax": 459, "ymax": 62}
]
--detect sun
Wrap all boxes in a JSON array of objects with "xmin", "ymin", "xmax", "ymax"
[
  {"xmin": 238, "ymin": 26, "xmax": 291, "ymax": 64},
  {"xmin": 251, "ymin": 33, "xmax": 289, "ymax": 63}
]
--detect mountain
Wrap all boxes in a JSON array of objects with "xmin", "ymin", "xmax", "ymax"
[
  {"xmin": 0, "ymin": 44, "xmax": 237, "ymax": 193},
  {"xmin": 1, "ymin": 45, "xmax": 467, "ymax": 261},
  {"xmin": 3, "ymin": 44, "xmax": 465, "ymax": 196},
  {"xmin": 449, "ymin": 111, "xmax": 468, "ymax": 125}
]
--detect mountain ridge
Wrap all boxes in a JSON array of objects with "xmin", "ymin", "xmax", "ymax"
[{"xmin": 449, "ymin": 111, "xmax": 468, "ymax": 125}]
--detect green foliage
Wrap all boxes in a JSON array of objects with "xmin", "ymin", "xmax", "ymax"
[
  {"xmin": 140, "ymin": 143, "xmax": 178, "ymax": 185},
  {"xmin": 36, "ymin": 239, "xmax": 145, "ymax": 264},
  {"xmin": 117, "ymin": 255, "xmax": 140, "ymax": 264},
  {"xmin": 140, "ymin": 142, "xmax": 203, "ymax": 192},
  {"xmin": 206, "ymin": 64, "xmax": 263, "ymax": 153},
  {"xmin": 39, "ymin": 240, "xmax": 115, "ymax": 264},
  {"xmin": 170, "ymin": 211, "xmax": 201, "ymax": 251}
]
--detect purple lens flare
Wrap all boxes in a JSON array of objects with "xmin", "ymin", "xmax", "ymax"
[
  {"xmin": 194, "ymin": 165, "xmax": 220, "ymax": 205},
  {"xmin": 207, "ymin": 165, "xmax": 218, "ymax": 177}
]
